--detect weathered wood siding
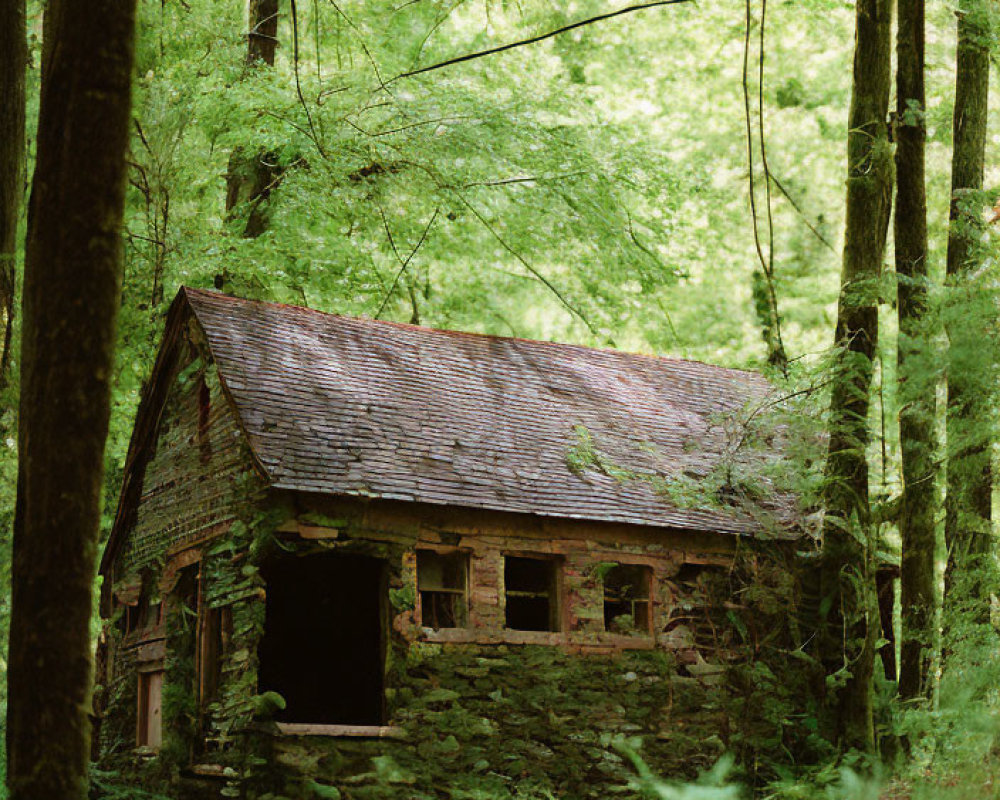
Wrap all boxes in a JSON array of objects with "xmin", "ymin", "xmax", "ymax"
[
  {"xmin": 115, "ymin": 351, "xmax": 259, "ymax": 576},
  {"xmin": 99, "ymin": 337, "xmax": 264, "ymax": 759}
]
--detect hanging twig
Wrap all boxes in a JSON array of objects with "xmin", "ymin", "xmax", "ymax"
[
  {"xmin": 328, "ymin": 0, "xmax": 390, "ymax": 91},
  {"xmin": 289, "ymin": 0, "xmax": 327, "ymax": 156},
  {"xmin": 392, "ymin": 0, "xmax": 693, "ymax": 82},
  {"xmin": 457, "ymin": 195, "xmax": 610, "ymax": 343},
  {"xmin": 757, "ymin": 0, "xmax": 783, "ymax": 356},
  {"xmin": 312, "ymin": 0, "xmax": 322, "ymax": 82},
  {"xmin": 375, "ymin": 206, "xmax": 440, "ymax": 318},
  {"xmin": 626, "ymin": 211, "xmax": 682, "ymax": 349},
  {"xmin": 742, "ymin": 0, "xmax": 787, "ymax": 375},
  {"xmin": 768, "ymin": 172, "xmax": 837, "ymax": 253}
]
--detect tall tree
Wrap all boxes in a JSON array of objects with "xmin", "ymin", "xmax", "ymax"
[
  {"xmin": 0, "ymin": 0, "xmax": 25, "ymax": 386},
  {"xmin": 895, "ymin": 0, "xmax": 936, "ymax": 701},
  {"xmin": 818, "ymin": 0, "xmax": 893, "ymax": 750},
  {"xmin": 6, "ymin": 0, "xmax": 137, "ymax": 796},
  {"xmin": 225, "ymin": 0, "xmax": 283, "ymax": 240},
  {"xmin": 943, "ymin": 0, "xmax": 992, "ymax": 624}
]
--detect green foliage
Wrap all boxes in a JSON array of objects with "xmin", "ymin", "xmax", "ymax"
[{"xmin": 4, "ymin": 0, "xmax": 1000, "ymax": 796}]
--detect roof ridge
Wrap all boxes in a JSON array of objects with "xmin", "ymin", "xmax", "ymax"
[{"xmin": 180, "ymin": 286, "xmax": 767, "ymax": 382}]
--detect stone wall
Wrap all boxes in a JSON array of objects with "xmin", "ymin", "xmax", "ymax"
[{"xmin": 180, "ymin": 499, "xmax": 806, "ymax": 799}]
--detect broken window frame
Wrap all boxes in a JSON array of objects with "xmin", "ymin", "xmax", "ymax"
[
  {"xmin": 416, "ymin": 548, "xmax": 470, "ymax": 630},
  {"xmin": 120, "ymin": 573, "xmax": 163, "ymax": 641},
  {"xmin": 601, "ymin": 563, "xmax": 654, "ymax": 636},
  {"xmin": 502, "ymin": 553, "xmax": 563, "ymax": 633}
]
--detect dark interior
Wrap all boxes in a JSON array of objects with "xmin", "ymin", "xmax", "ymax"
[
  {"xmin": 603, "ymin": 564, "xmax": 651, "ymax": 632},
  {"xmin": 504, "ymin": 555, "xmax": 558, "ymax": 631},
  {"xmin": 258, "ymin": 553, "xmax": 385, "ymax": 725}
]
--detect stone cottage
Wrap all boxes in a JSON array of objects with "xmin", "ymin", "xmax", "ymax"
[{"xmin": 96, "ymin": 287, "xmax": 806, "ymax": 799}]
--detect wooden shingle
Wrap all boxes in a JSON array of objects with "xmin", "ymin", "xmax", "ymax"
[{"xmin": 182, "ymin": 288, "xmax": 796, "ymax": 538}]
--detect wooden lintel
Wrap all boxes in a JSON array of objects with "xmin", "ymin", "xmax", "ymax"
[
  {"xmin": 298, "ymin": 524, "xmax": 339, "ymax": 540},
  {"xmin": 275, "ymin": 723, "xmax": 405, "ymax": 739}
]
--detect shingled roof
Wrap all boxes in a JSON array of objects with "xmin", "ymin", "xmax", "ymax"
[{"xmin": 176, "ymin": 288, "xmax": 795, "ymax": 538}]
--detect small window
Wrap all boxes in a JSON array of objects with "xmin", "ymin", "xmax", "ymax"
[
  {"xmin": 137, "ymin": 669, "xmax": 164, "ymax": 749},
  {"xmin": 603, "ymin": 564, "xmax": 652, "ymax": 635},
  {"xmin": 121, "ymin": 603, "xmax": 141, "ymax": 636},
  {"xmin": 417, "ymin": 550, "xmax": 468, "ymax": 629},
  {"xmin": 147, "ymin": 600, "xmax": 163, "ymax": 629},
  {"xmin": 198, "ymin": 378, "xmax": 212, "ymax": 464},
  {"xmin": 504, "ymin": 556, "xmax": 560, "ymax": 632}
]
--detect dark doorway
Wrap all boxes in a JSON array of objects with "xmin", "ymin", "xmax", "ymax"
[{"xmin": 258, "ymin": 553, "xmax": 386, "ymax": 725}]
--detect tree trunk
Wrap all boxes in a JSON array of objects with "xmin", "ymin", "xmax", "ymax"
[
  {"xmin": 0, "ymin": 0, "xmax": 25, "ymax": 387},
  {"xmin": 818, "ymin": 0, "xmax": 893, "ymax": 751},
  {"xmin": 943, "ymin": 0, "xmax": 992, "ymax": 627},
  {"xmin": 5, "ymin": 0, "xmax": 136, "ymax": 797},
  {"xmin": 895, "ymin": 0, "xmax": 936, "ymax": 702},
  {"xmin": 225, "ymin": 0, "xmax": 282, "ymax": 242},
  {"xmin": 248, "ymin": 0, "xmax": 279, "ymax": 66}
]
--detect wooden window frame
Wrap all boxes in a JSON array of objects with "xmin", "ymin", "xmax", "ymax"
[{"xmin": 416, "ymin": 548, "xmax": 470, "ymax": 630}]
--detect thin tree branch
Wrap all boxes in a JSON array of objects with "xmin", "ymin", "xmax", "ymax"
[
  {"xmin": 461, "ymin": 172, "xmax": 587, "ymax": 189},
  {"xmin": 289, "ymin": 0, "xmax": 327, "ymax": 156},
  {"xmin": 742, "ymin": 0, "xmax": 787, "ymax": 375},
  {"xmin": 757, "ymin": 0, "xmax": 785, "ymax": 369},
  {"xmin": 456, "ymin": 194, "xmax": 610, "ymax": 343},
  {"xmin": 768, "ymin": 172, "xmax": 837, "ymax": 253},
  {"xmin": 328, "ymin": 0, "xmax": 390, "ymax": 91},
  {"xmin": 375, "ymin": 206, "xmax": 440, "ymax": 318},
  {"xmin": 625, "ymin": 211, "xmax": 681, "ymax": 348},
  {"xmin": 392, "ymin": 0, "xmax": 693, "ymax": 82}
]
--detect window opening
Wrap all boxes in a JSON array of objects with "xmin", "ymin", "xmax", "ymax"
[
  {"xmin": 603, "ymin": 564, "xmax": 652, "ymax": 634},
  {"xmin": 198, "ymin": 378, "xmax": 212, "ymax": 464},
  {"xmin": 504, "ymin": 555, "xmax": 560, "ymax": 632},
  {"xmin": 258, "ymin": 553, "xmax": 386, "ymax": 725},
  {"xmin": 137, "ymin": 669, "xmax": 164, "ymax": 749},
  {"xmin": 417, "ymin": 550, "xmax": 468, "ymax": 629},
  {"xmin": 122, "ymin": 574, "xmax": 158, "ymax": 637},
  {"xmin": 121, "ymin": 602, "xmax": 141, "ymax": 637},
  {"xmin": 147, "ymin": 600, "xmax": 163, "ymax": 629}
]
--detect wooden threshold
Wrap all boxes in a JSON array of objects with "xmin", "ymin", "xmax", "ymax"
[{"xmin": 275, "ymin": 723, "xmax": 405, "ymax": 739}]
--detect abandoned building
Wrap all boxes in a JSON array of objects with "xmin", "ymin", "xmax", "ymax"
[{"xmin": 96, "ymin": 287, "xmax": 807, "ymax": 799}]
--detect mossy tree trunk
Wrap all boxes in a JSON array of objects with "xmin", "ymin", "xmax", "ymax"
[
  {"xmin": 0, "ymin": 0, "xmax": 25, "ymax": 387},
  {"xmin": 5, "ymin": 0, "xmax": 136, "ymax": 797},
  {"xmin": 895, "ymin": 0, "xmax": 937, "ymax": 702},
  {"xmin": 818, "ymin": 0, "xmax": 893, "ymax": 751},
  {"xmin": 225, "ymin": 0, "xmax": 283, "ymax": 241},
  {"xmin": 943, "ymin": 0, "xmax": 993, "ymax": 628}
]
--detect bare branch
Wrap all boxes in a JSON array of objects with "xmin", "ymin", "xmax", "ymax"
[
  {"xmin": 393, "ymin": 0, "xmax": 693, "ymax": 82},
  {"xmin": 457, "ymin": 194, "xmax": 611, "ymax": 344},
  {"xmin": 289, "ymin": 0, "xmax": 327, "ymax": 156},
  {"xmin": 375, "ymin": 206, "xmax": 440, "ymax": 318},
  {"xmin": 767, "ymin": 172, "xmax": 837, "ymax": 253}
]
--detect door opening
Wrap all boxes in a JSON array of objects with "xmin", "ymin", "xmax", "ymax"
[{"xmin": 258, "ymin": 552, "xmax": 386, "ymax": 725}]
